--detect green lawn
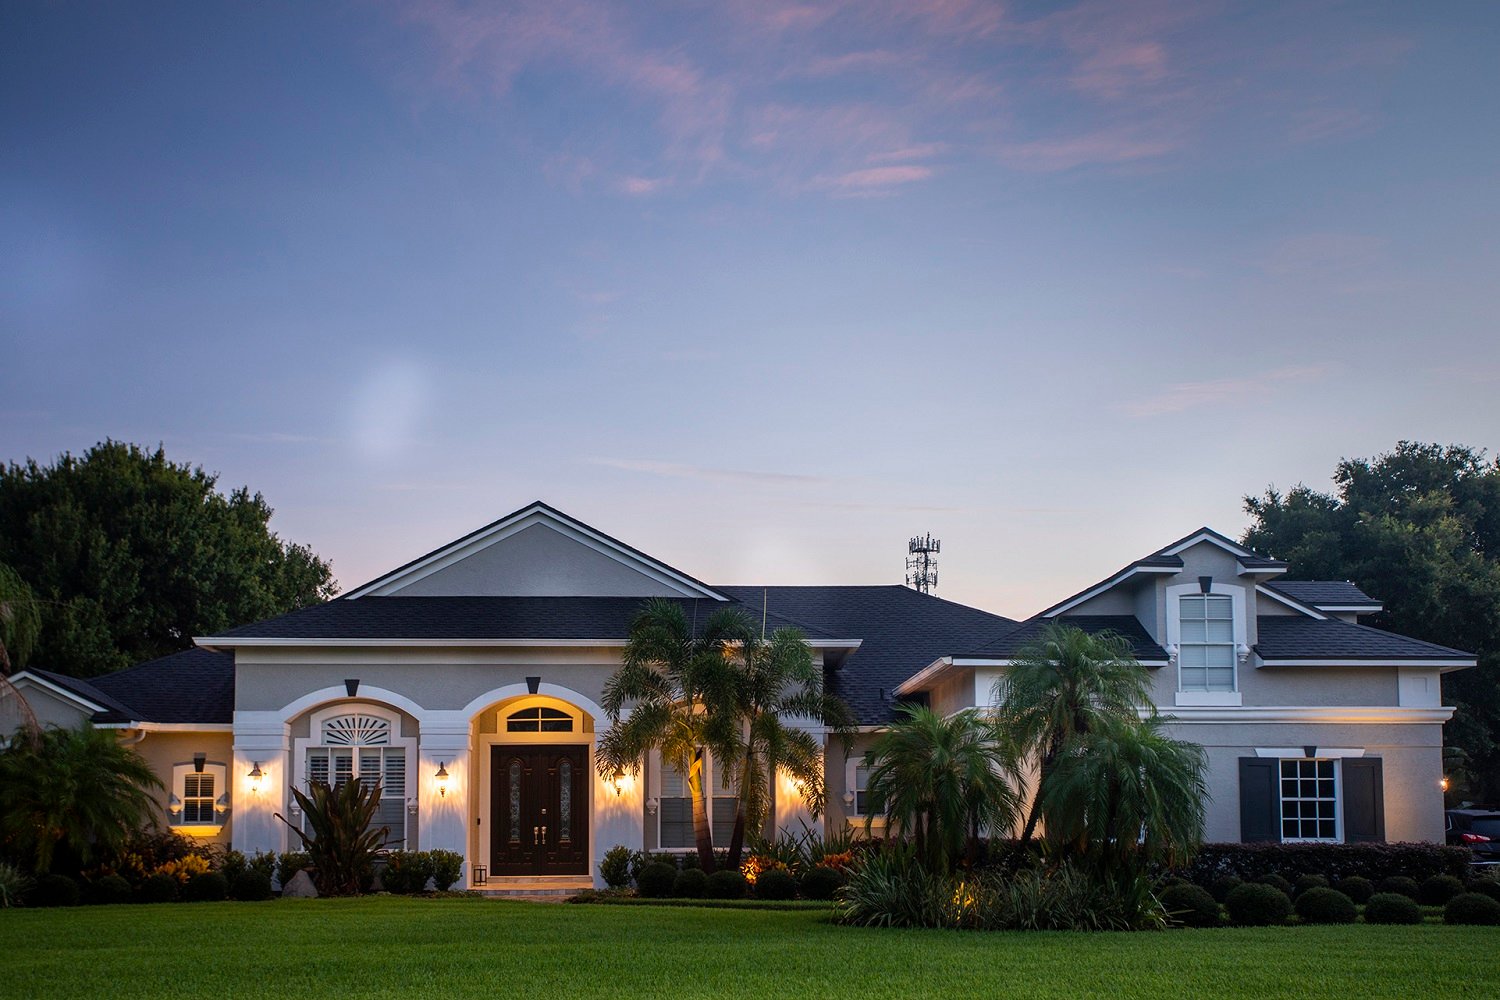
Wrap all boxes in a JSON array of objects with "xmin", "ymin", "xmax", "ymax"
[{"xmin": 2, "ymin": 897, "xmax": 1496, "ymax": 999}]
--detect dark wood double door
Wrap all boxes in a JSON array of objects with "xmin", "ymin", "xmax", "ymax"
[{"xmin": 490, "ymin": 745, "xmax": 589, "ymax": 875}]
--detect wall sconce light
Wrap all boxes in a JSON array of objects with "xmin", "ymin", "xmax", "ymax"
[
  {"xmin": 406, "ymin": 796, "xmax": 419, "ymax": 815},
  {"xmin": 248, "ymin": 762, "xmax": 264, "ymax": 793},
  {"xmin": 646, "ymin": 796, "xmax": 659, "ymax": 816},
  {"xmin": 610, "ymin": 767, "xmax": 626, "ymax": 797},
  {"xmin": 1441, "ymin": 776, "xmax": 1451, "ymax": 793},
  {"xmin": 435, "ymin": 762, "xmax": 450, "ymax": 797}
]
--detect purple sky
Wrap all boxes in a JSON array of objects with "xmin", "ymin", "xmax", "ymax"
[{"xmin": 3, "ymin": 1, "xmax": 1498, "ymax": 617}]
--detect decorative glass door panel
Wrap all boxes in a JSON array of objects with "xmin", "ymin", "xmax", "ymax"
[{"xmin": 490, "ymin": 745, "xmax": 588, "ymax": 875}]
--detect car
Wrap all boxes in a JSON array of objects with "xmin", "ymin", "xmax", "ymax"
[{"xmin": 1445, "ymin": 809, "xmax": 1500, "ymax": 865}]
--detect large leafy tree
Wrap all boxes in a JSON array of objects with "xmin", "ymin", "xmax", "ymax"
[
  {"xmin": 0, "ymin": 723, "xmax": 163, "ymax": 873},
  {"xmin": 1243, "ymin": 442, "xmax": 1500, "ymax": 801},
  {"xmin": 0, "ymin": 440, "xmax": 336, "ymax": 676},
  {"xmin": 596, "ymin": 598, "xmax": 746, "ymax": 872},
  {"xmin": 0, "ymin": 564, "xmax": 43, "ymax": 738},
  {"xmin": 863, "ymin": 706, "xmax": 1021, "ymax": 873}
]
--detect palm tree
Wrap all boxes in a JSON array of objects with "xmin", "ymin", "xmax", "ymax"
[
  {"xmin": 596, "ymin": 598, "xmax": 746, "ymax": 872},
  {"xmin": 0, "ymin": 723, "xmax": 163, "ymax": 872},
  {"xmin": 1038, "ymin": 715, "xmax": 1207, "ymax": 872},
  {"xmin": 722, "ymin": 624, "xmax": 855, "ymax": 868},
  {"xmin": 992, "ymin": 623, "xmax": 1152, "ymax": 848},
  {"xmin": 863, "ymin": 705, "xmax": 1021, "ymax": 872}
]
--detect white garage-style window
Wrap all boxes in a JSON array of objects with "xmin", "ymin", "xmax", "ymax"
[
  {"xmin": 168, "ymin": 759, "xmax": 228, "ymax": 831},
  {"xmin": 1166, "ymin": 582, "xmax": 1247, "ymax": 706},
  {"xmin": 655, "ymin": 754, "xmax": 737, "ymax": 850},
  {"xmin": 297, "ymin": 706, "xmax": 415, "ymax": 846},
  {"xmin": 1280, "ymin": 758, "xmax": 1339, "ymax": 842}
]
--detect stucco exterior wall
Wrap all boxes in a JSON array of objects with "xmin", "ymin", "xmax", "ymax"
[
  {"xmin": 136, "ymin": 730, "xmax": 236, "ymax": 848},
  {"xmin": 2, "ymin": 683, "xmax": 91, "ymax": 731}
]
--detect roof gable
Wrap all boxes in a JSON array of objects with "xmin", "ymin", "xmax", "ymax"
[{"xmin": 344, "ymin": 501, "xmax": 725, "ymax": 601}]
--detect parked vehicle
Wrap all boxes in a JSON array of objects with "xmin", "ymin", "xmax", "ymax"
[{"xmin": 1445, "ymin": 809, "xmax": 1500, "ymax": 865}]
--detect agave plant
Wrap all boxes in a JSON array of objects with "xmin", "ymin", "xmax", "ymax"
[{"xmin": 275, "ymin": 778, "xmax": 392, "ymax": 896}]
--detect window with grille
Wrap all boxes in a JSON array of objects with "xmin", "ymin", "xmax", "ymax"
[
  {"xmin": 305, "ymin": 712, "xmax": 409, "ymax": 844},
  {"xmin": 181, "ymin": 773, "xmax": 216, "ymax": 824},
  {"xmin": 505, "ymin": 707, "xmax": 574, "ymax": 732},
  {"xmin": 658, "ymin": 757, "xmax": 737, "ymax": 850},
  {"xmin": 853, "ymin": 764, "xmax": 871, "ymax": 816},
  {"xmin": 1280, "ymin": 758, "xmax": 1338, "ymax": 842},
  {"xmin": 1179, "ymin": 594, "xmax": 1236, "ymax": 691}
]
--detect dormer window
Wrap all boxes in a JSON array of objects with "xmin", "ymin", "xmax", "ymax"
[{"xmin": 1179, "ymin": 595, "xmax": 1236, "ymax": 692}]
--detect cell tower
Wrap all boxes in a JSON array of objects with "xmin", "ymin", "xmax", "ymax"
[{"xmin": 906, "ymin": 533, "xmax": 940, "ymax": 594}]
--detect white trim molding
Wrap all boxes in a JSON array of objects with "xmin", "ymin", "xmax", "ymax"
[
  {"xmin": 6, "ymin": 671, "xmax": 107, "ymax": 713},
  {"xmin": 1255, "ymin": 585, "xmax": 1327, "ymax": 620},
  {"xmin": 1254, "ymin": 747, "xmax": 1365, "ymax": 759},
  {"xmin": 1157, "ymin": 705, "xmax": 1454, "ymax": 724}
]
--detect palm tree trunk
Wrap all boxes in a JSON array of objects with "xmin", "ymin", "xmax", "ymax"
[
  {"xmin": 726, "ymin": 750, "xmax": 754, "ymax": 869},
  {"xmin": 688, "ymin": 751, "xmax": 716, "ymax": 873}
]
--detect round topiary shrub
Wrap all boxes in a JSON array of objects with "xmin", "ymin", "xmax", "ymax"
[
  {"xmin": 1257, "ymin": 873, "xmax": 1295, "ymax": 897},
  {"xmin": 1334, "ymin": 876, "xmax": 1374, "ymax": 904},
  {"xmin": 1363, "ymin": 892, "xmax": 1422, "ymax": 925},
  {"xmin": 138, "ymin": 872, "xmax": 180, "ymax": 903},
  {"xmin": 755, "ymin": 868, "xmax": 798, "ymax": 901},
  {"xmin": 1226, "ymin": 882, "xmax": 1292, "ymax": 927},
  {"xmin": 1293, "ymin": 874, "xmax": 1329, "ymax": 898},
  {"xmin": 1418, "ymin": 874, "xmax": 1465, "ymax": 906},
  {"xmin": 1207, "ymin": 875, "xmax": 1242, "ymax": 903},
  {"xmin": 29, "ymin": 874, "xmax": 81, "ymax": 908},
  {"xmin": 800, "ymin": 865, "xmax": 846, "ymax": 901},
  {"xmin": 1161, "ymin": 883, "xmax": 1221, "ymax": 928},
  {"xmin": 183, "ymin": 872, "xmax": 228, "ymax": 902},
  {"xmin": 705, "ymin": 869, "xmax": 747, "ymax": 900},
  {"xmin": 636, "ymin": 862, "xmax": 678, "ymax": 899},
  {"xmin": 231, "ymin": 871, "xmax": 274, "ymax": 902},
  {"xmin": 1295, "ymin": 887, "xmax": 1356, "ymax": 924},
  {"xmin": 90, "ymin": 874, "xmax": 134, "ymax": 905},
  {"xmin": 1376, "ymin": 875, "xmax": 1419, "ymax": 900},
  {"xmin": 1444, "ymin": 892, "xmax": 1500, "ymax": 926},
  {"xmin": 672, "ymin": 868, "xmax": 707, "ymax": 898},
  {"xmin": 1469, "ymin": 878, "xmax": 1500, "ymax": 904}
]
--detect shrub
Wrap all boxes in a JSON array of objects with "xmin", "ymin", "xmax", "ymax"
[
  {"xmin": 636, "ymin": 862, "xmax": 677, "ymax": 899},
  {"xmin": 277, "ymin": 852, "xmax": 311, "ymax": 887},
  {"xmin": 600, "ymin": 845, "xmax": 632, "ymax": 889},
  {"xmin": 672, "ymin": 868, "xmax": 707, "ymax": 898},
  {"xmin": 800, "ymin": 865, "xmax": 846, "ymax": 901},
  {"xmin": 428, "ymin": 850, "xmax": 464, "ymax": 891},
  {"xmin": 1363, "ymin": 892, "xmax": 1422, "ymax": 925},
  {"xmin": 153, "ymin": 853, "xmax": 213, "ymax": 884},
  {"xmin": 1258, "ymin": 874, "xmax": 1294, "ymax": 896},
  {"xmin": 0, "ymin": 862, "xmax": 34, "ymax": 908},
  {"xmin": 1376, "ymin": 875, "xmax": 1419, "ymax": 900},
  {"xmin": 138, "ymin": 872, "xmax": 179, "ymax": 903},
  {"xmin": 705, "ymin": 869, "xmax": 747, "ymax": 900},
  {"xmin": 90, "ymin": 874, "xmax": 134, "ymax": 905},
  {"xmin": 1225, "ymin": 882, "xmax": 1291, "ymax": 926},
  {"xmin": 1334, "ymin": 876, "xmax": 1374, "ymax": 904},
  {"xmin": 1417, "ymin": 874, "xmax": 1465, "ymax": 906},
  {"xmin": 246, "ymin": 850, "xmax": 278, "ymax": 880},
  {"xmin": 1160, "ymin": 883, "xmax": 1220, "ymax": 928},
  {"xmin": 627, "ymin": 850, "xmax": 654, "ymax": 883},
  {"xmin": 231, "ymin": 871, "xmax": 274, "ymax": 902},
  {"xmin": 1444, "ymin": 892, "xmax": 1500, "ymax": 926},
  {"xmin": 1178, "ymin": 842, "xmax": 1470, "ymax": 885},
  {"xmin": 1293, "ymin": 874, "xmax": 1328, "ymax": 898},
  {"xmin": 382, "ymin": 851, "xmax": 435, "ymax": 894},
  {"xmin": 1469, "ymin": 877, "xmax": 1500, "ymax": 903},
  {"xmin": 1206, "ymin": 874, "xmax": 1241, "ymax": 903},
  {"xmin": 220, "ymin": 850, "xmax": 248, "ymax": 881},
  {"xmin": 756, "ymin": 868, "xmax": 798, "ymax": 901},
  {"xmin": 183, "ymin": 872, "xmax": 228, "ymax": 902},
  {"xmin": 1295, "ymin": 887, "xmax": 1356, "ymax": 924},
  {"xmin": 29, "ymin": 874, "xmax": 81, "ymax": 908},
  {"xmin": 278, "ymin": 778, "xmax": 393, "ymax": 895}
]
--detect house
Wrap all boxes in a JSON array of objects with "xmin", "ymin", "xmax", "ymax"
[{"xmin": 4, "ymin": 503, "xmax": 1474, "ymax": 888}]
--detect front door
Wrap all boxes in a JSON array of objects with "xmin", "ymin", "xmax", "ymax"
[{"xmin": 490, "ymin": 745, "xmax": 589, "ymax": 875}]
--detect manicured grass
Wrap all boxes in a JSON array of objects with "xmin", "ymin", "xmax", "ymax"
[{"xmin": 3, "ymin": 897, "xmax": 1497, "ymax": 1000}]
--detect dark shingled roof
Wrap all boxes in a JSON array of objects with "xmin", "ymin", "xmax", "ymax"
[
  {"xmin": 1267, "ymin": 580, "xmax": 1382, "ymax": 610},
  {"xmin": 27, "ymin": 668, "xmax": 141, "ymax": 723},
  {"xmin": 211, "ymin": 596, "xmax": 841, "ymax": 643},
  {"xmin": 958, "ymin": 615, "xmax": 1169, "ymax": 663},
  {"xmin": 86, "ymin": 647, "xmax": 237, "ymax": 724},
  {"xmin": 1255, "ymin": 616, "xmax": 1473, "ymax": 662},
  {"xmin": 717, "ymin": 586, "xmax": 1017, "ymax": 725}
]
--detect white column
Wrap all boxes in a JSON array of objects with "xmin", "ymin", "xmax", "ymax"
[
  {"xmin": 231, "ymin": 712, "xmax": 291, "ymax": 855},
  {"xmin": 591, "ymin": 746, "xmax": 645, "ymax": 887},
  {"xmin": 773, "ymin": 723, "xmax": 825, "ymax": 839},
  {"xmin": 418, "ymin": 711, "xmax": 470, "ymax": 876}
]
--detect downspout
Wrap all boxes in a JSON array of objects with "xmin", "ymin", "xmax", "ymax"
[{"xmin": 118, "ymin": 726, "xmax": 147, "ymax": 746}]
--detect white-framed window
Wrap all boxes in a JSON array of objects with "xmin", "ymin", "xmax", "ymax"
[
  {"xmin": 1179, "ymin": 594, "xmax": 1236, "ymax": 691},
  {"xmin": 1280, "ymin": 758, "xmax": 1339, "ymax": 842},
  {"xmin": 168, "ymin": 760, "xmax": 228, "ymax": 830},
  {"xmin": 656, "ymin": 754, "xmax": 737, "ymax": 850},
  {"xmin": 297, "ymin": 706, "xmax": 414, "ymax": 847},
  {"xmin": 853, "ymin": 763, "xmax": 871, "ymax": 816}
]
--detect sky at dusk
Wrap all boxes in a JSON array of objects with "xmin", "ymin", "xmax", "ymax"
[{"xmin": 3, "ymin": 1, "xmax": 1498, "ymax": 617}]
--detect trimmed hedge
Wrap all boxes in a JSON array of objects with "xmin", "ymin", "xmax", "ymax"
[
  {"xmin": 1225, "ymin": 882, "xmax": 1292, "ymax": 926},
  {"xmin": 1417, "ymin": 874, "xmax": 1465, "ymax": 906},
  {"xmin": 705, "ymin": 869, "xmax": 747, "ymax": 900},
  {"xmin": 1470, "ymin": 878, "xmax": 1500, "ymax": 903},
  {"xmin": 137, "ymin": 873, "xmax": 179, "ymax": 903},
  {"xmin": 1363, "ymin": 892, "xmax": 1422, "ymax": 925},
  {"xmin": 1258, "ymin": 874, "xmax": 1295, "ymax": 896},
  {"xmin": 1375, "ymin": 876, "xmax": 1419, "ymax": 900},
  {"xmin": 1444, "ymin": 892, "xmax": 1500, "ymax": 926},
  {"xmin": 636, "ymin": 862, "xmax": 677, "ymax": 899},
  {"xmin": 90, "ymin": 875, "xmax": 134, "ymax": 905},
  {"xmin": 183, "ymin": 873, "xmax": 229, "ymax": 902},
  {"xmin": 800, "ymin": 866, "xmax": 846, "ymax": 902},
  {"xmin": 1179, "ymin": 843, "xmax": 1469, "ymax": 885},
  {"xmin": 1292, "ymin": 874, "xmax": 1328, "ymax": 898},
  {"xmin": 29, "ymin": 874, "xmax": 80, "ymax": 908},
  {"xmin": 1160, "ymin": 884, "xmax": 1220, "ymax": 928},
  {"xmin": 231, "ymin": 871, "xmax": 274, "ymax": 902},
  {"xmin": 672, "ymin": 868, "xmax": 707, "ymax": 899},
  {"xmin": 1206, "ymin": 875, "xmax": 1242, "ymax": 903},
  {"xmin": 1333, "ymin": 876, "xmax": 1373, "ymax": 904},
  {"xmin": 755, "ymin": 869, "xmax": 797, "ymax": 901},
  {"xmin": 1295, "ymin": 887, "xmax": 1356, "ymax": 924}
]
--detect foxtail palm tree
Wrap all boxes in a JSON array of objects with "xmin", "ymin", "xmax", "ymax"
[
  {"xmin": 863, "ymin": 705, "xmax": 1021, "ymax": 872},
  {"xmin": 993, "ymin": 623, "xmax": 1152, "ymax": 848},
  {"xmin": 596, "ymin": 598, "xmax": 746, "ymax": 871}
]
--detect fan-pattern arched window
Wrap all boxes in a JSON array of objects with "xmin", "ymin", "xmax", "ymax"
[
  {"xmin": 506, "ymin": 706, "xmax": 574, "ymax": 732},
  {"xmin": 322, "ymin": 714, "xmax": 392, "ymax": 746},
  {"xmin": 305, "ymin": 711, "xmax": 408, "ymax": 844}
]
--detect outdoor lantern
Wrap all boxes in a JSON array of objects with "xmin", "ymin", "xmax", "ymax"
[
  {"xmin": 1441, "ymin": 775, "xmax": 1451, "ymax": 793},
  {"xmin": 248, "ymin": 762, "xmax": 263, "ymax": 793},
  {"xmin": 611, "ymin": 767, "xmax": 625, "ymax": 797},
  {"xmin": 435, "ymin": 762, "xmax": 450, "ymax": 797}
]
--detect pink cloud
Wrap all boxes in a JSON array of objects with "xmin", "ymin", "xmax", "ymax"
[
  {"xmin": 997, "ymin": 130, "xmax": 1179, "ymax": 171},
  {"xmin": 813, "ymin": 165, "xmax": 934, "ymax": 195},
  {"xmin": 1121, "ymin": 365, "xmax": 1332, "ymax": 418},
  {"xmin": 616, "ymin": 175, "xmax": 670, "ymax": 196}
]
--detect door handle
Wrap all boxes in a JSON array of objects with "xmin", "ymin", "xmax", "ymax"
[
  {"xmin": 533, "ymin": 825, "xmax": 540, "ymax": 845},
  {"xmin": 540, "ymin": 825, "xmax": 547, "ymax": 845}
]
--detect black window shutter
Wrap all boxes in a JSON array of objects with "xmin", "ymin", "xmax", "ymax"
[
  {"xmin": 1342, "ymin": 757, "xmax": 1385, "ymax": 843},
  {"xmin": 1239, "ymin": 757, "xmax": 1280, "ymax": 843}
]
